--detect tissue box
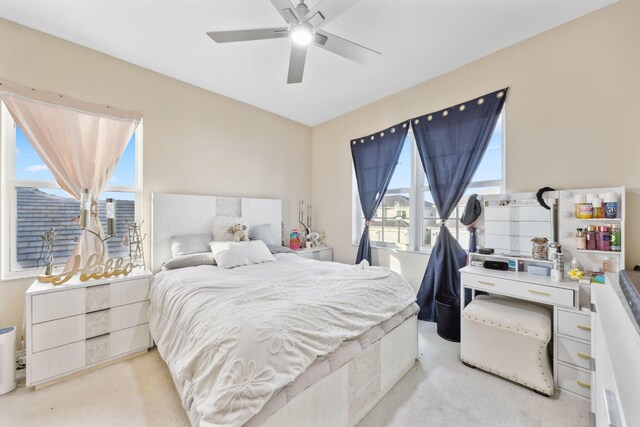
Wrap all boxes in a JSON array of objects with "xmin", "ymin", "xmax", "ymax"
[{"xmin": 527, "ymin": 265, "xmax": 551, "ymax": 276}]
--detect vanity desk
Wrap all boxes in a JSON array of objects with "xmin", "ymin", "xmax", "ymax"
[{"xmin": 461, "ymin": 265, "xmax": 593, "ymax": 400}]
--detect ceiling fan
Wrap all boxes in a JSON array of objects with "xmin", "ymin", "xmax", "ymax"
[{"xmin": 207, "ymin": 0, "xmax": 381, "ymax": 84}]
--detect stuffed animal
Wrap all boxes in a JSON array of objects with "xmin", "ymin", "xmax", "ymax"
[
  {"xmin": 229, "ymin": 224, "xmax": 248, "ymax": 242},
  {"xmin": 306, "ymin": 232, "xmax": 320, "ymax": 247}
]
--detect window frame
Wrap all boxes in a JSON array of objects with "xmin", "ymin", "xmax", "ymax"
[
  {"xmin": 352, "ymin": 111, "xmax": 505, "ymax": 254},
  {"xmin": 0, "ymin": 102, "xmax": 144, "ymax": 279}
]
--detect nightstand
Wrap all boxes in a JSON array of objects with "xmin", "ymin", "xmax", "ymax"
[
  {"xmin": 293, "ymin": 246, "xmax": 333, "ymax": 262},
  {"xmin": 25, "ymin": 268, "xmax": 153, "ymax": 388}
]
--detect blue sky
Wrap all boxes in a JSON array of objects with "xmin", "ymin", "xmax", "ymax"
[
  {"xmin": 388, "ymin": 114, "xmax": 504, "ymax": 189},
  {"xmin": 15, "ymin": 126, "xmax": 136, "ymax": 200}
]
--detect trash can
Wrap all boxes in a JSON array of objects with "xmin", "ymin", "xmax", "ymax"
[
  {"xmin": 0, "ymin": 326, "xmax": 16, "ymax": 395},
  {"xmin": 435, "ymin": 296, "xmax": 461, "ymax": 342}
]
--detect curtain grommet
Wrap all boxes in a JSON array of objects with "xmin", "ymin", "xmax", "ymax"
[
  {"xmin": 414, "ymin": 119, "xmax": 420, "ymax": 125},
  {"xmin": 497, "ymin": 91, "xmax": 504, "ymax": 98},
  {"xmin": 477, "ymin": 98, "xmax": 485, "ymax": 105},
  {"xmin": 380, "ymin": 132, "xmax": 384, "ymax": 137},
  {"xmin": 360, "ymin": 139, "xmax": 364, "ymax": 143},
  {"xmin": 443, "ymin": 110, "xmax": 448, "ymax": 117},
  {"xmin": 427, "ymin": 115, "xmax": 433, "ymax": 121},
  {"xmin": 370, "ymin": 135, "xmax": 375, "ymax": 140},
  {"xmin": 402, "ymin": 123, "xmax": 407, "ymax": 128},
  {"xmin": 390, "ymin": 127, "xmax": 396, "ymax": 133},
  {"xmin": 459, "ymin": 105, "xmax": 465, "ymax": 112}
]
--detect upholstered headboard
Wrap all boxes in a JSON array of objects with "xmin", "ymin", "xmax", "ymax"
[{"xmin": 151, "ymin": 193, "xmax": 282, "ymax": 273}]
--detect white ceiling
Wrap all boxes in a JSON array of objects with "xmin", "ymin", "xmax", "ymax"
[{"xmin": 0, "ymin": 0, "xmax": 616, "ymax": 126}]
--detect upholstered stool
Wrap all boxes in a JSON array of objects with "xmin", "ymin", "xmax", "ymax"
[{"xmin": 461, "ymin": 295, "xmax": 553, "ymax": 396}]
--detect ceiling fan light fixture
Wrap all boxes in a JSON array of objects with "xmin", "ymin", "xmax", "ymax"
[{"xmin": 290, "ymin": 23, "xmax": 313, "ymax": 46}]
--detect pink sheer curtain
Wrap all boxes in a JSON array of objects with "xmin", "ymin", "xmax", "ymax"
[{"xmin": 0, "ymin": 81, "xmax": 141, "ymax": 270}]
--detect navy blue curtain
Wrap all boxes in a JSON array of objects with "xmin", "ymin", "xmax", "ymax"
[
  {"xmin": 351, "ymin": 121, "xmax": 409, "ymax": 264},
  {"xmin": 413, "ymin": 88, "xmax": 508, "ymax": 321}
]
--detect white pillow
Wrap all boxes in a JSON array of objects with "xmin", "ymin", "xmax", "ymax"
[
  {"xmin": 212, "ymin": 216, "xmax": 245, "ymax": 241},
  {"xmin": 248, "ymin": 224, "xmax": 277, "ymax": 245},
  {"xmin": 162, "ymin": 252, "xmax": 215, "ymax": 270},
  {"xmin": 209, "ymin": 240, "xmax": 276, "ymax": 269}
]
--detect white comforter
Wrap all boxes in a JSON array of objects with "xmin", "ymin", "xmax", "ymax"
[{"xmin": 149, "ymin": 254, "xmax": 416, "ymax": 427}]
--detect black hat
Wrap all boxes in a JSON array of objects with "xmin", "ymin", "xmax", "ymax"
[{"xmin": 460, "ymin": 194, "xmax": 482, "ymax": 226}]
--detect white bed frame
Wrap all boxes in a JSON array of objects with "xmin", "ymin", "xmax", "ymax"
[{"xmin": 151, "ymin": 193, "xmax": 418, "ymax": 426}]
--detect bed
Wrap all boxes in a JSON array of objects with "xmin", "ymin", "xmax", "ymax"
[{"xmin": 150, "ymin": 193, "xmax": 419, "ymax": 427}]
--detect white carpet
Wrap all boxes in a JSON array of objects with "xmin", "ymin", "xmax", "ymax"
[{"xmin": 0, "ymin": 321, "xmax": 589, "ymax": 426}]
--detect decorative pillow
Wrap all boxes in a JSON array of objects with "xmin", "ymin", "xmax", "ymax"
[
  {"xmin": 209, "ymin": 240, "xmax": 276, "ymax": 269},
  {"xmin": 171, "ymin": 233, "xmax": 213, "ymax": 257},
  {"xmin": 162, "ymin": 252, "xmax": 215, "ymax": 271},
  {"xmin": 248, "ymin": 224, "xmax": 277, "ymax": 246},
  {"xmin": 212, "ymin": 216, "xmax": 246, "ymax": 242}
]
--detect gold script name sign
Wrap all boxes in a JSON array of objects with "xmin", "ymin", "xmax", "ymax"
[{"xmin": 37, "ymin": 254, "xmax": 135, "ymax": 286}]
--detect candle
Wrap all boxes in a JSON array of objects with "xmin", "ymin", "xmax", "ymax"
[
  {"xmin": 79, "ymin": 189, "xmax": 92, "ymax": 229},
  {"xmin": 106, "ymin": 198, "xmax": 116, "ymax": 236}
]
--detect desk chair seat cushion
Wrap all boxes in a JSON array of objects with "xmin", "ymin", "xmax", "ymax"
[{"xmin": 461, "ymin": 295, "xmax": 554, "ymax": 396}]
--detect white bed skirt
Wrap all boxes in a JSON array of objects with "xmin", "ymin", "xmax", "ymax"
[
  {"xmin": 166, "ymin": 314, "xmax": 418, "ymax": 426},
  {"xmin": 261, "ymin": 314, "xmax": 417, "ymax": 427}
]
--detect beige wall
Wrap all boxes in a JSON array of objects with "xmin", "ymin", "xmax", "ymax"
[
  {"xmin": 0, "ymin": 18, "xmax": 312, "ymax": 344},
  {"xmin": 312, "ymin": 0, "xmax": 640, "ymax": 292}
]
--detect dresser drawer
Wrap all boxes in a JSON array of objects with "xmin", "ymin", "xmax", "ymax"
[
  {"xmin": 32, "ymin": 314, "xmax": 86, "ymax": 353},
  {"xmin": 557, "ymin": 309, "xmax": 591, "ymax": 342},
  {"xmin": 111, "ymin": 301, "xmax": 149, "ymax": 332},
  {"xmin": 111, "ymin": 324, "xmax": 149, "ymax": 357},
  {"xmin": 462, "ymin": 273, "xmax": 574, "ymax": 307},
  {"xmin": 31, "ymin": 341, "xmax": 86, "ymax": 384},
  {"xmin": 557, "ymin": 336, "xmax": 591, "ymax": 370},
  {"xmin": 111, "ymin": 278, "xmax": 149, "ymax": 307},
  {"xmin": 32, "ymin": 288, "xmax": 86, "ymax": 324},
  {"xmin": 557, "ymin": 363, "xmax": 592, "ymax": 399}
]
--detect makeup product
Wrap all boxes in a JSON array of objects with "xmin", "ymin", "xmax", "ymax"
[
  {"xmin": 576, "ymin": 229, "xmax": 586, "ymax": 250},
  {"xmin": 597, "ymin": 225, "xmax": 611, "ymax": 251},
  {"xmin": 603, "ymin": 193, "xmax": 618, "ymax": 218},
  {"xmin": 610, "ymin": 224, "xmax": 621, "ymax": 252},
  {"xmin": 585, "ymin": 225, "xmax": 597, "ymax": 250}
]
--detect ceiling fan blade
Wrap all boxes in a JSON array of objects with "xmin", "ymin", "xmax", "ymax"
[
  {"xmin": 287, "ymin": 44, "xmax": 307, "ymax": 84},
  {"xmin": 307, "ymin": 11, "xmax": 325, "ymax": 27},
  {"xmin": 269, "ymin": 0, "xmax": 300, "ymax": 24},
  {"xmin": 306, "ymin": 0, "xmax": 363, "ymax": 29},
  {"xmin": 207, "ymin": 27, "xmax": 289, "ymax": 43},
  {"xmin": 315, "ymin": 30, "xmax": 380, "ymax": 66}
]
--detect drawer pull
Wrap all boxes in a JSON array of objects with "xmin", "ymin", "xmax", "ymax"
[
  {"xmin": 577, "ymin": 324, "xmax": 591, "ymax": 331},
  {"xmin": 576, "ymin": 380, "xmax": 591, "ymax": 389},
  {"xmin": 528, "ymin": 289, "xmax": 550, "ymax": 296},
  {"xmin": 576, "ymin": 352, "xmax": 591, "ymax": 359},
  {"xmin": 478, "ymin": 281, "xmax": 495, "ymax": 286},
  {"xmin": 604, "ymin": 389, "xmax": 622, "ymax": 427}
]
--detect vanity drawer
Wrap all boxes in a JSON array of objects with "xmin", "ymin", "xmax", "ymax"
[
  {"xmin": 557, "ymin": 336, "xmax": 591, "ymax": 370},
  {"xmin": 32, "ymin": 314, "xmax": 86, "ymax": 353},
  {"xmin": 111, "ymin": 278, "xmax": 149, "ymax": 307},
  {"xmin": 111, "ymin": 324, "xmax": 149, "ymax": 357},
  {"xmin": 32, "ymin": 288, "xmax": 86, "ymax": 324},
  {"xmin": 557, "ymin": 363, "xmax": 592, "ymax": 399},
  {"xmin": 557, "ymin": 309, "xmax": 591, "ymax": 342},
  {"xmin": 462, "ymin": 273, "xmax": 574, "ymax": 307},
  {"xmin": 31, "ymin": 341, "xmax": 86, "ymax": 384}
]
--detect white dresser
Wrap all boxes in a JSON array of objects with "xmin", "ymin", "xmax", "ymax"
[
  {"xmin": 460, "ymin": 266, "xmax": 592, "ymax": 398},
  {"xmin": 293, "ymin": 246, "xmax": 333, "ymax": 262},
  {"xmin": 26, "ymin": 269, "xmax": 153, "ymax": 387},
  {"xmin": 590, "ymin": 274, "xmax": 640, "ymax": 426}
]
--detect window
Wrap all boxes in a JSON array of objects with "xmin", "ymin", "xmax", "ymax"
[
  {"xmin": 353, "ymin": 112, "xmax": 504, "ymax": 252},
  {"xmin": 0, "ymin": 103, "xmax": 143, "ymax": 278}
]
